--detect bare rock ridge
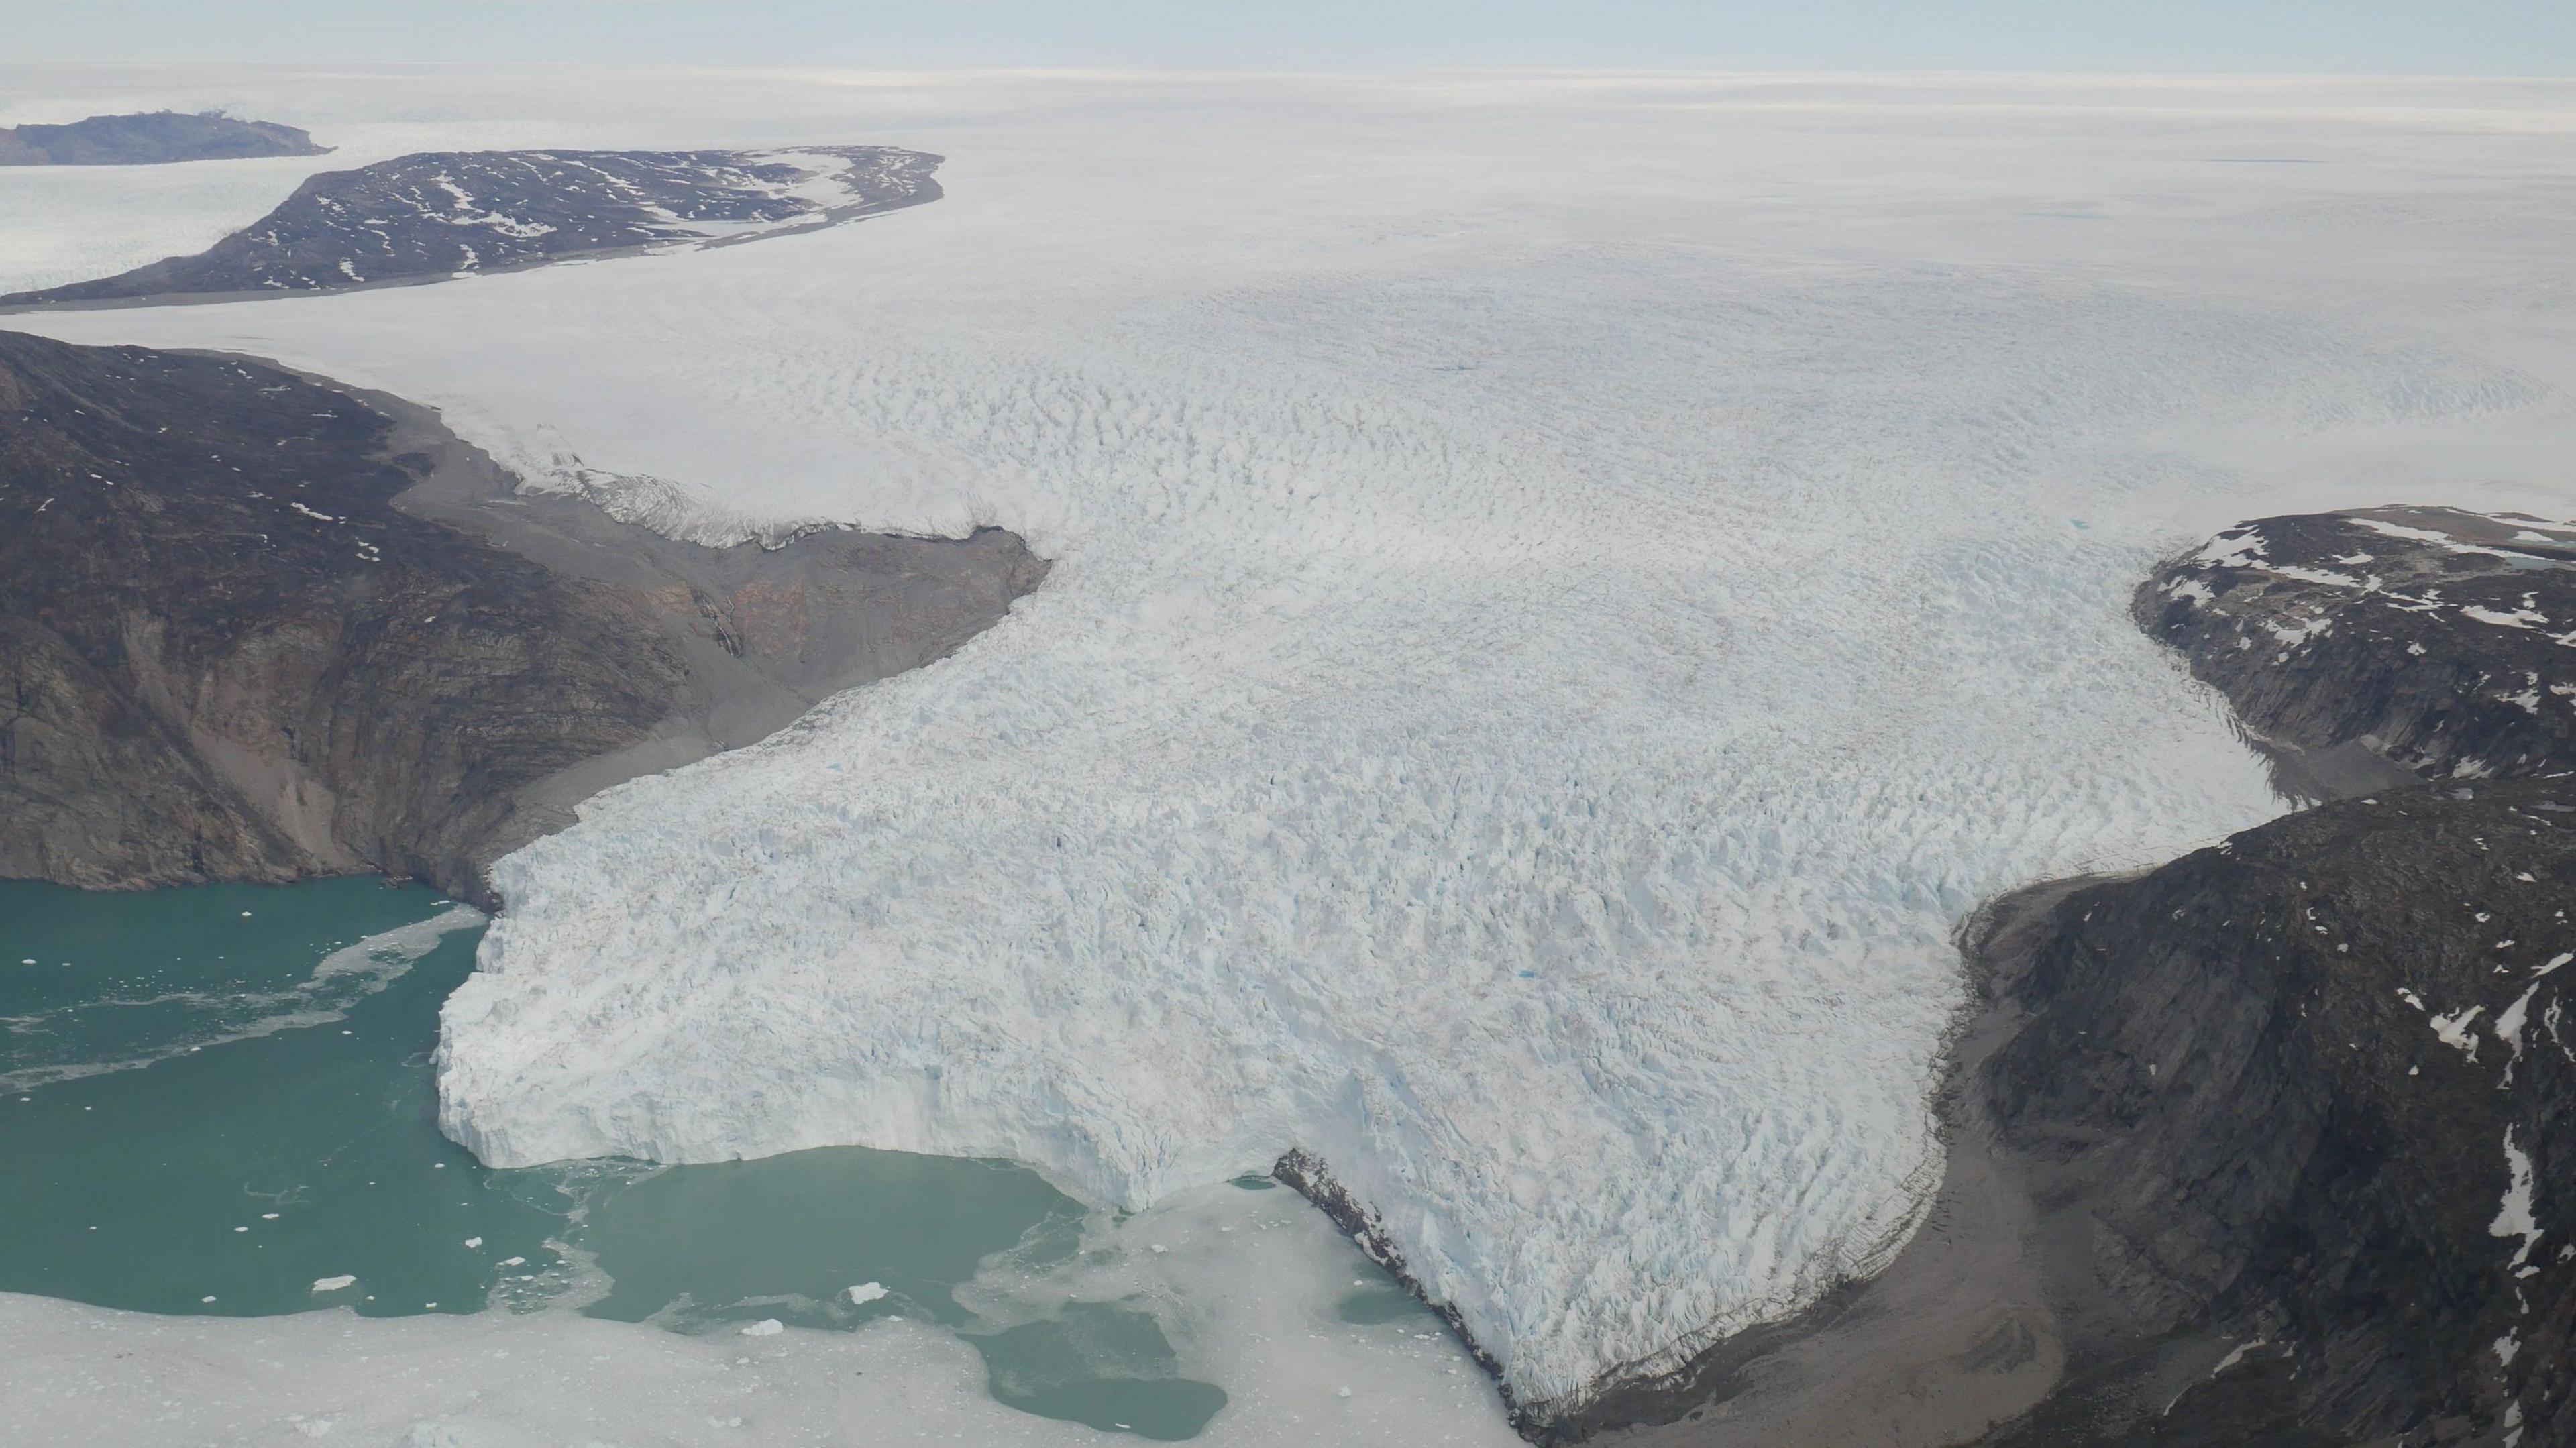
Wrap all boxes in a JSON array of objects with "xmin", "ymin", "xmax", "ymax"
[
  {"xmin": 2137, "ymin": 506, "xmax": 2576, "ymax": 799},
  {"xmin": 1, "ymin": 146, "xmax": 943, "ymax": 307},
  {"xmin": 0, "ymin": 110, "xmax": 328, "ymax": 167},
  {"xmin": 1282, "ymin": 506, "xmax": 2574, "ymax": 1447},
  {"xmin": 0, "ymin": 329, "xmax": 1044, "ymax": 908}
]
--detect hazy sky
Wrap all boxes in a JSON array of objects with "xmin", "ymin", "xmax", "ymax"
[{"xmin": 4, "ymin": 0, "xmax": 2571, "ymax": 73}]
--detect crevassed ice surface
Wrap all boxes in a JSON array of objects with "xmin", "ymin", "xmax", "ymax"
[{"xmin": 15, "ymin": 70, "xmax": 2576, "ymax": 1409}]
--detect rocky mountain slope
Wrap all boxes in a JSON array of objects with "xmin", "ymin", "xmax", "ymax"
[
  {"xmin": 2137, "ymin": 506, "xmax": 2576, "ymax": 794},
  {"xmin": 1972, "ymin": 508, "xmax": 2574, "ymax": 1447},
  {"xmin": 1, "ymin": 146, "xmax": 940, "ymax": 305},
  {"xmin": 0, "ymin": 111, "xmax": 327, "ymax": 167},
  {"xmin": 0, "ymin": 329, "xmax": 1042, "ymax": 906}
]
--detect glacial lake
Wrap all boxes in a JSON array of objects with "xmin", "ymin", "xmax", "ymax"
[{"xmin": 0, "ymin": 876, "xmax": 1453, "ymax": 1440}]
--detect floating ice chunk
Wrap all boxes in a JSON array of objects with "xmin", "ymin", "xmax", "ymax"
[
  {"xmin": 312, "ymin": 1276, "xmax": 357, "ymax": 1293},
  {"xmin": 845, "ymin": 1282, "xmax": 888, "ymax": 1306},
  {"xmin": 739, "ymin": 1319, "xmax": 784, "ymax": 1337},
  {"xmin": 464, "ymin": 1237, "xmax": 483, "ymax": 1250}
]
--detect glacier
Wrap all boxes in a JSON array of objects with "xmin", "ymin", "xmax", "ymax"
[{"xmin": 12, "ymin": 68, "xmax": 2576, "ymax": 1416}]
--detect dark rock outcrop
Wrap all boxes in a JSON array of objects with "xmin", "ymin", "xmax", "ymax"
[
  {"xmin": 1966, "ymin": 507, "xmax": 2576, "ymax": 1447},
  {"xmin": 3, "ymin": 146, "xmax": 941, "ymax": 307},
  {"xmin": 0, "ymin": 329, "xmax": 1043, "ymax": 907},
  {"xmin": 0, "ymin": 111, "xmax": 327, "ymax": 167},
  {"xmin": 2137, "ymin": 506, "xmax": 2576, "ymax": 793},
  {"xmin": 1982, "ymin": 777, "xmax": 2573, "ymax": 1447}
]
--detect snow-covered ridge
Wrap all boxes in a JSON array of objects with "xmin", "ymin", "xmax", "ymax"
[{"xmin": 1, "ymin": 144, "xmax": 940, "ymax": 304}]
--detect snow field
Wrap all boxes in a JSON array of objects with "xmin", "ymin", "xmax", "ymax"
[{"xmin": 12, "ymin": 70, "xmax": 2576, "ymax": 1413}]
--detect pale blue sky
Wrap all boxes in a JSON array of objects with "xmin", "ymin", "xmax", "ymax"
[{"xmin": 3, "ymin": 0, "xmax": 2570, "ymax": 72}]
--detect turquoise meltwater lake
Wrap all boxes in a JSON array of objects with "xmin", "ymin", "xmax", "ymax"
[{"xmin": 0, "ymin": 875, "xmax": 1291, "ymax": 1441}]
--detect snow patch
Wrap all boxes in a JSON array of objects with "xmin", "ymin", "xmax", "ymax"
[{"xmin": 2491, "ymin": 1127, "xmax": 2542, "ymax": 1269}]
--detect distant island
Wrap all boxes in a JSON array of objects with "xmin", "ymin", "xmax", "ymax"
[
  {"xmin": 1, "ymin": 145, "xmax": 941, "ymax": 307},
  {"xmin": 0, "ymin": 110, "xmax": 327, "ymax": 166}
]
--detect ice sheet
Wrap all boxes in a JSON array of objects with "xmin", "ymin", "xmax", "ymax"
[{"xmin": 11, "ymin": 68, "xmax": 2576, "ymax": 1412}]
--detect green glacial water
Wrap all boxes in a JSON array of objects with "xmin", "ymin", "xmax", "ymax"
[{"xmin": 0, "ymin": 877, "xmax": 1237, "ymax": 1440}]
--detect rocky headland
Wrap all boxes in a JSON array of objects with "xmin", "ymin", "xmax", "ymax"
[
  {"xmin": 1, "ymin": 146, "xmax": 941, "ymax": 307},
  {"xmin": 0, "ymin": 329, "xmax": 1043, "ymax": 908},
  {"xmin": 0, "ymin": 111, "xmax": 328, "ymax": 167},
  {"xmin": 1283, "ymin": 505, "xmax": 2574, "ymax": 1447}
]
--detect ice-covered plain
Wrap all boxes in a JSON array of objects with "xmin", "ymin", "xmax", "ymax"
[{"xmin": 11, "ymin": 68, "xmax": 2576, "ymax": 1416}]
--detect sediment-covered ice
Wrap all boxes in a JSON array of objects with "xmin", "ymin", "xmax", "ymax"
[{"xmin": 15, "ymin": 70, "xmax": 2576, "ymax": 1412}]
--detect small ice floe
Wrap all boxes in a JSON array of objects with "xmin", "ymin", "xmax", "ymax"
[
  {"xmin": 1150, "ymin": 1243, "xmax": 1168, "ymax": 1254},
  {"xmin": 740, "ymin": 1319, "xmax": 784, "ymax": 1337},
  {"xmin": 500, "ymin": 1256, "xmax": 526, "ymax": 1268},
  {"xmin": 1336, "ymin": 1386, "xmax": 1354, "ymax": 1399},
  {"xmin": 312, "ymin": 1275, "xmax": 357, "ymax": 1293},
  {"xmin": 464, "ymin": 1237, "xmax": 483, "ymax": 1249},
  {"xmin": 200, "ymin": 1295, "xmax": 217, "ymax": 1303},
  {"xmin": 844, "ymin": 1282, "xmax": 888, "ymax": 1305}
]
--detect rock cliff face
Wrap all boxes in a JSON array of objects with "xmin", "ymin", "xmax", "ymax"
[
  {"xmin": 0, "ymin": 111, "xmax": 327, "ymax": 167},
  {"xmin": 1969, "ymin": 508, "xmax": 2575, "ymax": 1447},
  {"xmin": 0, "ymin": 329, "xmax": 1042, "ymax": 906}
]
